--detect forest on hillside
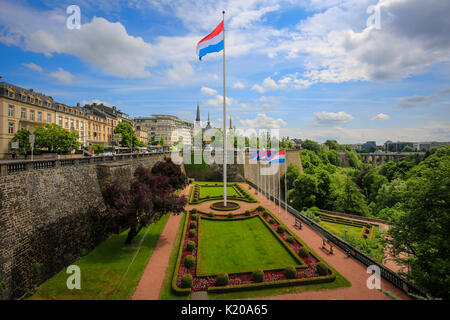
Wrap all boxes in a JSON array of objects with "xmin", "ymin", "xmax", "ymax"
[{"xmin": 282, "ymin": 140, "xmax": 449, "ymax": 299}]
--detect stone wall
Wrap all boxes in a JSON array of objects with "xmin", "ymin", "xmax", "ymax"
[{"xmin": 0, "ymin": 153, "xmax": 170, "ymax": 299}]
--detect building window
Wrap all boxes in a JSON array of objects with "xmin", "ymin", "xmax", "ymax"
[
  {"xmin": 30, "ymin": 110, "xmax": 35, "ymax": 121},
  {"xmin": 70, "ymin": 120, "xmax": 74, "ymax": 130},
  {"xmin": 38, "ymin": 112, "xmax": 42, "ymax": 122},
  {"xmin": 8, "ymin": 122, "xmax": 14, "ymax": 135},
  {"xmin": 8, "ymin": 105, "xmax": 14, "ymax": 117},
  {"xmin": 58, "ymin": 117, "xmax": 63, "ymax": 126},
  {"xmin": 27, "ymin": 97, "xmax": 30, "ymax": 102},
  {"xmin": 65, "ymin": 120, "xmax": 69, "ymax": 128},
  {"xmin": 9, "ymin": 91, "xmax": 13, "ymax": 98},
  {"xmin": 21, "ymin": 108, "xmax": 26, "ymax": 119},
  {"xmin": 47, "ymin": 114, "xmax": 51, "ymax": 123}
]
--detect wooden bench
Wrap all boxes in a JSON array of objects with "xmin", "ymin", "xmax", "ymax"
[
  {"xmin": 321, "ymin": 238, "xmax": 334, "ymax": 255},
  {"xmin": 294, "ymin": 219, "xmax": 302, "ymax": 229}
]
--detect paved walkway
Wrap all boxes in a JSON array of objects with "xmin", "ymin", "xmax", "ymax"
[{"xmin": 133, "ymin": 183, "xmax": 410, "ymax": 300}]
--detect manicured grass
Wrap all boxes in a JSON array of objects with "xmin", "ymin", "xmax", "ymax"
[
  {"xmin": 29, "ymin": 214, "xmax": 171, "ymax": 300},
  {"xmin": 159, "ymin": 213, "xmax": 189, "ymax": 300},
  {"xmin": 200, "ymin": 186, "xmax": 240, "ymax": 198},
  {"xmin": 320, "ymin": 221, "xmax": 363, "ymax": 239},
  {"xmin": 197, "ymin": 216, "xmax": 298, "ymax": 276}
]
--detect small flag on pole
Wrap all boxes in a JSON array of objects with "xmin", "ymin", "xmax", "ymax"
[
  {"xmin": 269, "ymin": 150, "xmax": 286, "ymax": 163},
  {"xmin": 196, "ymin": 21, "xmax": 224, "ymax": 60}
]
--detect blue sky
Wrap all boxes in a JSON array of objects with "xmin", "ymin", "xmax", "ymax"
[{"xmin": 0, "ymin": 0, "xmax": 449, "ymax": 144}]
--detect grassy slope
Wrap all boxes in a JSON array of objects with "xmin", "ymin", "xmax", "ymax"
[
  {"xmin": 320, "ymin": 221, "xmax": 363, "ymax": 238},
  {"xmin": 30, "ymin": 214, "xmax": 170, "ymax": 300}
]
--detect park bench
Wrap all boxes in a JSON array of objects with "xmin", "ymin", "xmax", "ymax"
[
  {"xmin": 321, "ymin": 238, "xmax": 334, "ymax": 255},
  {"xmin": 294, "ymin": 219, "xmax": 302, "ymax": 229}
]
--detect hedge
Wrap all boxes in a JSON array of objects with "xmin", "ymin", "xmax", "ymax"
[
  {"xmin": 208, "ymin": 273, "xmax": 336, "ymax": 294},
  {"xmin": 171, "ymin": 212, "xmax": 191, "ymax": 295},
  {"xmin": 209, "ymin": 202, "xmax": 241, "ymax": 211},
  {"xmin": 216, "ymin": 273, "xmax": 229, "ymax": 286}
]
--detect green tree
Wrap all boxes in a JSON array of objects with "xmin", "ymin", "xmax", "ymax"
[
  {"xmin": 281, "ymin": 164, "xmax": 301, "ymax": 191},
  {"xmin": 11, "ymin": 129, "xmax": 31, "ymax": 152},
  {"xmin": 114, "ymin": 123, "xmax": 139, "ymax": 148},
  {"xmin": 301, "ymin": 139, "xmax": 321, "ymax": 154},
  {"xmin": 361, "ymin": 171, "xmax": 388, "ymax": 203},
  {"xmin": 401, "ymin": 145, "xmax": 414, "ymax": 152},
  {"xmin": 324, "ymin": 139, "xmax": 339, "ymax": 151},
  {"xmin": 331, "ymin": 174, "xmax": 369, "ymax": 216},
  {"xmin": 36, "ymin": 124, "xmax": 80, "ymax": 153},
  {"xmin": 289, "ymin": 174, "xmax": 318, "ymax": 210},
  {"xmin": 386, "ymin": 157, "xmax": 450, "ymax": 299}
]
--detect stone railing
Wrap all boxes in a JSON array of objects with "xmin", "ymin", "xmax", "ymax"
[{"xmin": 0, "ymin": 152, "xmax": 172, "ymax": 176}]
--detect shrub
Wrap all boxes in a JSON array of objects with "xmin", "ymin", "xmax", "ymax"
[
  {"xmin": 190, "ymin": 221, "xmax": 197, "ymax": 229},
  {"xmin": 208, "ymin": 212, "xmax": 214, "ymax": 217},
  {"xmin": 227, "ymin": 213, "xmax": 233, "ymax": 218},
  {"xmin": 186, "ymin": 241, "xmax": 195, "ymax": 251},
  {"xmin": 189, "ymin": 230, "xmax": 196, "ymax": 238},
  {"xmin": 316, "ymin": 262, "xmax": 329, "ymax": 276},
  {"xmin": 286, "ymin": 236, "xmax": 294, "ymax": 243},
  {"xmin": 191, "ymin": 214, "xmax": 197, "ymax": 221},
  {"xmin": 245, "ymin": 210, "xmax": 251, "ymax": 216},
  {"xmin": 298, "ymin": 247, "xmax": 309, "ymax": 258},
  {"xmin": 184, "ymin": 255, "xmax": 195, "ymax": 268},
  {"xmin": 263, "ymin": 211, "xmax": 269, "ymax": 217},
  {"xmin": 284, "ymin": 266, "xmax": 297, "ymax": 279},
  {"xmin": 257, "ymin": 206, "xmax": 264, "ymax": 211},
  {"xmin": 181, "ymin": 274, "xmax": 193, "ymax": 288},
  {"xmin": 252, "ymin": 270, "xmax": 264, "ymax": 283},
  {"xmin": 269, "ymin": 218, "xmax": 275, "ymax": 224},
  {"xmin": 191, "ymin": 208, "xmax": 198, "ymax": 213},
  {"xmin": 216, "ymin": 272, "xmax": 229, "ymax": 286},
  {"xmin": 81, "ymin": 248, "xmax": 89, "ymax": 257},
  {"xmin": 277, "ymin": 226, "xmax": 285, "ymax": 234}
]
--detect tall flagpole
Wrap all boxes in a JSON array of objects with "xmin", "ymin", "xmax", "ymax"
[
  {"xmin": 278, "ymin": 162, "xmax": 281, "ymax": 216},
  {"xmin": 285, "ymin": 160, "xmax": 288, "ymax": 219},
  {"xmin": 222, "ymin": 10, "xmax": 227, "ymax": 207}
]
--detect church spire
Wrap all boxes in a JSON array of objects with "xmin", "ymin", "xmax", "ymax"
[{"xmin": 196, "ymin": 103, "xmax": 200, "ymax": 122}]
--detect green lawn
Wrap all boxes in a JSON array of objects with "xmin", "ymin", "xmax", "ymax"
[
  {"xmin": 29, "ymin": 214, "xmax": 170, "ymax": 300},
  {"xmin": 320, "ymin": 221, "xmax": 363, "ymax": 239},
  {"xmin": 200, "ymin": 185, "xmax": 240, "ymax": 198},
  {"xmin": 197, "ymin": 216, "xmax": 299, "ymax": 276}
]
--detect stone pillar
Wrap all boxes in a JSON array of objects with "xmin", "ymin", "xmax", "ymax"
[
  {"xmin": 394, "ymin": 155, "xmax": 400, "ymax": 163},
  {"xmin": 0, "ymin": 164, "xmax": 7, "ymax": 176},
  {"xmin": 379, "ymin": 155, "xmax": 384, "ymax": 166},
  {"xmin": 372, "ymin": 156, "xmax": 377, "ymax": 168}
]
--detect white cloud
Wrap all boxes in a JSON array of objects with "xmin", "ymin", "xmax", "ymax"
[
  {"xmin": 372, "ymin": 113, "xmax": 390, "ymax": 121},
  {"xmin": 23, "ymin": 62, "xmax": 43, "ymax": 73},
  {"xmin": 201, "ymin": 86, "xmax": 218, "ymax": 96},
  {"xmin": 240, "ymin": 113, "xmax": 287, "ymax": 129},
  {"xmin": 397, "ymin": 94, "xmax": 439, "ymax": 109},
  {"xmin": 313, "ymin": 111, "xmax": 354, "ymax": 126},
  {"xmin": 240, "ymin": 103, "xmax": 251, "ymax": 110},
  {"xmin": 81, "ymin": 99, "xmax": 112, "ymax": 107},
  {"xmin": 206, "ymin": 94, "xmax": 236, "ymax": 107},
  {"xmin": 49, "ymin": 68, "xmax": 74, "ymax": 84},
  {"xmin": 252, "ymin": 76, "xmax": 283, "ymax": 94},
  {"xmin": 233, "ymin": 82, "xmax": 245, "ymax": 89},
  {"xmin": 166, "ymin": 63, "xmax": 194, "ymax": 83}
]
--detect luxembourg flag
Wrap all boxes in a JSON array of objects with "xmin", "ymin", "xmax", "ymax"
[
  {"xmin": 196, "ymin": 21, "xmax": 224, "ymax": 60},
  {"xmin": 259, "ymin": 150, "xmax": 272, "ymax": 162},
  {"xmin": 269, "ymin": 150, "xmax": 286, "ymax": 163}
]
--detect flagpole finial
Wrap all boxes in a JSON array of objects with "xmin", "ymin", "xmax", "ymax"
[{"xmin": 223, "ymin": 10, "xmax": 225, "ymax": 14}]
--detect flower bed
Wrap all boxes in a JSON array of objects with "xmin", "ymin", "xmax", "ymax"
[{"xmin": 171, "ymin": 207, "xmax": 336, "ymax": 295}]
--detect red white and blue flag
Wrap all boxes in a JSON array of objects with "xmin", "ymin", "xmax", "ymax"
[
  {"xmin": 259, "ymin": 150, "xmax": 272, "ymax": 162},
  {"xmin": 196, "ymin": 21, "xmax": 224, "ymax": 60},
  {"xmin": 269, "ymin": 150, "xmax": 286, "ymax": 163}
]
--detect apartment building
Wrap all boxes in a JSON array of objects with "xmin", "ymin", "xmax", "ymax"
[{"xmin": 134, "ymin": 114, "xmax": 193, "ymax": 146}]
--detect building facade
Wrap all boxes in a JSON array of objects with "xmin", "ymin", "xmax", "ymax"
[
  {"xmin": 134, "ymin": 114, "xmax": 193, "ymax": 146},
  {"xmin": 0, "ymin": 81, "xmax": 132, "ymax": 158}
]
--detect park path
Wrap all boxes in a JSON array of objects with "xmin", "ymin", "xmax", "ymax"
[{"xmin": 131, "ymin": 185, "xmax": 190, "ymax": 300}]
